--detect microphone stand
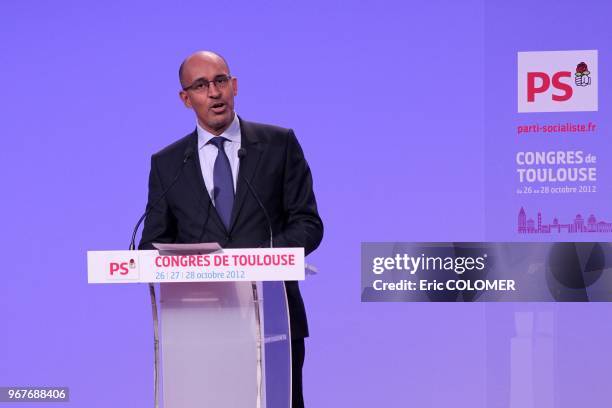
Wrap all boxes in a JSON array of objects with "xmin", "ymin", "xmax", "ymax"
[
  {"xmin": 238, "ymin": 148, "xmax": 276, "ymax": 408},
  {"xmin": 129, "ymin": 147, "xmax": 193, "ymax": 408}
]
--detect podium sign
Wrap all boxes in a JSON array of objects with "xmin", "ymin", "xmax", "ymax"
[{"xmin": 87, "ymin": 247, "xmax": 304, "ymax": 283}]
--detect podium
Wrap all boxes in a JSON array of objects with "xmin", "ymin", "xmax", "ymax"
[{"xmin": 88, "ymin": 245, "xmax": 306, "ymax": 408}]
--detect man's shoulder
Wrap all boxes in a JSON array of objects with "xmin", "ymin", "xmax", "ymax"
[
  {"xmin": 242, "ymin": 119, "xmax": 289, "ymax": 134},
  {"xmin": 240, "ymin": 119, "xmax": 295, "ymax": 144},
  {"xmin": 150, "ymin": 119, "xmax": 298, "ymax": 162},
  {"xmin": 151, "ymin": 130, "xmax": 196, "ymax": 161}
]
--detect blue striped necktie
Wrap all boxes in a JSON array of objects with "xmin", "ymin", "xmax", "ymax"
[{"xmin": 208, "ymin": 136, "xmax": 234, "ymax": 229}]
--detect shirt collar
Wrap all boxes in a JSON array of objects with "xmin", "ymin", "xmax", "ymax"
[{"xmin": 197, "ymin": 113, "xmax": 241, "ymax": 149}]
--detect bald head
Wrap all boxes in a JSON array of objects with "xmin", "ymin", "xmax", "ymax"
[
  {"xmin": 177, "ymin": 50, "xmax": 238, "ymax": 136},
  {"xmin": 179, "ymin": 51, "xmax": 230, "ymax": 89}
]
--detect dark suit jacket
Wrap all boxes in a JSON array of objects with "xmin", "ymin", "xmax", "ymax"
[{"xmin": 138, "ymin": 119, "xmax": 323, "ymax": 339}]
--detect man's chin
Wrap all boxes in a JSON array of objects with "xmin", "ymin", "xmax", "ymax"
[{"xmin": 203, "ymin": 115, "xmax": 232, "ymax": 134}]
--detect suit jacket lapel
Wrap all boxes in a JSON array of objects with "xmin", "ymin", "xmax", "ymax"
[{"xmin": 229, "ymin": 119, "xmax": 262, "ymax": 233}]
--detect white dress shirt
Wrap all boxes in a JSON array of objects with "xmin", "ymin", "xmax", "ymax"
[{"xmin": 196, "ymin": 114, "xmax": 241, "ymax": 205}]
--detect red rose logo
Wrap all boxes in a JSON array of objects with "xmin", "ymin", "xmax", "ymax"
[{"xmin": 575, "ymin": 62, "xmax": 592, "ymax": 87}]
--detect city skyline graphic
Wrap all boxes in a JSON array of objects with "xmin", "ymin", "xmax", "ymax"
[{"xmin": 518, "ymin": 207, "xmax": 612, "ymax": 234}]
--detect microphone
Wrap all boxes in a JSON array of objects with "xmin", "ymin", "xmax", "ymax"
[
  {"xmin": 129, "ymin": 146, "xmax": 195, "ymax": 250},
  {"xmin": 238, "ymin": 148, "xmax": 273, "ymax": 248}
]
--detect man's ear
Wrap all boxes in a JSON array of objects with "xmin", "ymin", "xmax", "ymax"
[
  {"xmin": 179, "ymin": 90, "xmax": 192, "ymax": 108},
  {"xmin": 232, "ymin": 77, "xmax": 238, "ymax": 97}
]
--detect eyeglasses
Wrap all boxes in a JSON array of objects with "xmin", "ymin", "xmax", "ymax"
[{"xmin": 183, "ymin": 75, "xmax": 232, "ymax": 92}]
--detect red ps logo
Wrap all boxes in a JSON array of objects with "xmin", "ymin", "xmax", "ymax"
[
  {"xmin": 110, "ymin": 262, "xmax": 129, "ymax": 275},
  {"xmin": 527, "ymin": 71, "xmax": 573, "ymax": 102}
]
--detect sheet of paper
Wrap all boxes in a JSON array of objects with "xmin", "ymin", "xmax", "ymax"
[{"xmin": 152, "ymin": 242, "xmax": 222, "ymax": 253}]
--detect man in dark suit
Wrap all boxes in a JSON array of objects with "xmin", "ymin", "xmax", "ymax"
[{"xmin": 138, "ymin": 51, "xmax": 323, "ymax": 408}]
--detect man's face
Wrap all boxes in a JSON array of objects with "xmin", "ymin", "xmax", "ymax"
[{"xmin": 179, "ymin": 54, "xmax": 238, "ymax": 135}]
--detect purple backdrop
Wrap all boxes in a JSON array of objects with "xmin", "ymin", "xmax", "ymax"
[
  {"xmin": 1, "ymin": 0, "xmax": 608, "ymax": 407},
  {"xmin": 483, "ymin": 1, "xmax": 612, "ymax": 407}
]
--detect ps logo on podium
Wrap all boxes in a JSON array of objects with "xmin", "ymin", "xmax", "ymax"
[
  {"xmin": 518, "ymin": 50, "xmax": 598, "ymax": 113},
  {"xmin": 109, "ymin": 258, "xmax": 139, "ymax": 280}
]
